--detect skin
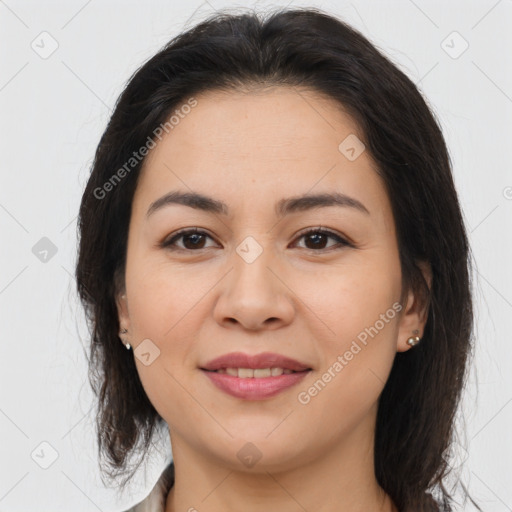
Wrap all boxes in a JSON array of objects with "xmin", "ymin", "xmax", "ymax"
[{"xmin": 116, "ymin": 86, "xmax": 431, "ymax": 512}]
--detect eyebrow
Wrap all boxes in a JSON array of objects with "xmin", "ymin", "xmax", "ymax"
[{"xmin": 146, "ymin": 190, "xmax": 370, "ymax": 218}]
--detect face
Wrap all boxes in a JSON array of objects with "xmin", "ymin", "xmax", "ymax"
[{"xmin": 116, "ymin": 87, "xmax": 429, "ymax": 472}]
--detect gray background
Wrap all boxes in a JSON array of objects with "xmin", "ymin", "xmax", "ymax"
[{"xmin": 1, "ymin": 0, "xmax": 511, "ymax": 510}]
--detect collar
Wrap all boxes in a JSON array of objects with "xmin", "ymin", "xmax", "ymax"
[{"xmin": 125, "ymin": 461, "xmax": 175, "ymax": 512}]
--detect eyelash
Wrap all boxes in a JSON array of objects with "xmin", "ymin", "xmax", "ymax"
[{"xmin": 160, "ymin": 227, "xmax": 353, "ymax": 253}]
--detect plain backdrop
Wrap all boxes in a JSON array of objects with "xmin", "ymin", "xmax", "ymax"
[{"xmin": 1, "ymin": 0, "xmax": 511, "ymax": 510}]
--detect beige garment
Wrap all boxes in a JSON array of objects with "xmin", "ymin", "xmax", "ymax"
[{"xmin": 123, "ymin": 462, "xmax": 174, "ymax": 512}]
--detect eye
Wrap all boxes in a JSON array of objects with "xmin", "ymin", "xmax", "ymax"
[
  {"xmin": 292, "ymin": 228, "xmax": 351, "ymax": 251},
  {"xmin": 160, "ymin": 228, "xmax": 218, "ymax": 251}
]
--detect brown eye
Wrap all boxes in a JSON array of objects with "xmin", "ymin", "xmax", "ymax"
[
  {"xmin": 294, "ymin": 229, "xmax": 350, "ymax": 251},
  {"xmin": 161, "ymin": 229, "xmax": 217, "ymax": 251}
]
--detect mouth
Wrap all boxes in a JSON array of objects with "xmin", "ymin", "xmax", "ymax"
[
  {"xmin": 199, "ymin": 352, "xmax": 312, "ymax": 400},
  {"xmin": 202, "ymin": 367, "xmax": 310, "ymax": 377},
  {"xmin": 200, "ymin": 367, "xmax": 311, "ymax": 400}
]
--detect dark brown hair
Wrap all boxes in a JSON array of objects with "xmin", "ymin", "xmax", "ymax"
[{"xmin": 76, "ymin": 7, "xmax": 479, "ymax": 510}]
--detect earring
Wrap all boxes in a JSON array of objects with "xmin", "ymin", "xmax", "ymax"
[
  {"xmin": 407, "ymin": 330, "xmax": 421, "ymax": 347},
  {"xmin": 119, "ymin": 328, "xmax": 131, "ymax": 350}
]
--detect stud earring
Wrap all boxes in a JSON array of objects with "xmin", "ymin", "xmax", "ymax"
[
  {"xmin": 119, "ymin": 328, "xmax": 131, "ymax": 350},
  {"xmin": 407, "ymin": 330, "xmax": 421, "ymax": 347}
]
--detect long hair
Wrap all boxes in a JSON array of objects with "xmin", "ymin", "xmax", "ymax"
[{"xmin": 76, "ymin": 7, "xmax": 478, "ymax": 510}]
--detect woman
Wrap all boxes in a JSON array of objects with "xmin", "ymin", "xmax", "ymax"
[{"xmin": 76, "ymin": 7, "xmax": 480, "ymax": 512}]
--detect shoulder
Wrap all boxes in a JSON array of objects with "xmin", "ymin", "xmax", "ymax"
[{"xmin": 122, "ymin": 461, "xmax": 175, "ymax": 512}]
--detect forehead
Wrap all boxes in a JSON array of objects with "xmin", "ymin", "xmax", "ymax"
[{"xmin": 135, "ymin": 86, "xmax": 388, "ymax": 218}]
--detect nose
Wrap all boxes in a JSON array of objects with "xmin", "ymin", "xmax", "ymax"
[{"xmin": 212, "ymin": 243, "xmax": 295, "ymax": 331}]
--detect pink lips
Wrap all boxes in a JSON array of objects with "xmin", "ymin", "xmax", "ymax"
[{"xmin": 200, "ymin": 351, "xmax": 312, "ymax": 400}]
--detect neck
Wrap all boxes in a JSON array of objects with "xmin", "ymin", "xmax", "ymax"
[{"xmin": 165, "ymin": 412, "xmax": 397, "ymax": 512}]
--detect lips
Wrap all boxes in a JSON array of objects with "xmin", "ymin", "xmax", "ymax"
[
  {"xmin": 200, "ymin": 351, "xmax": 312, "ymax": 372},
  {"xmin": 199, "ymin": 352, "xmax": 312, "ymax": 400}
]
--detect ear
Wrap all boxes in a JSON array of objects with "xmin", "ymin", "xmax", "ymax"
[
  {"xmin": 114, "ymin": 267, "xmax": 131, "ymax": 334},
  {"xmin": 115, "ymin": 291, "xmax": 130, "ymax": 331},
  {"xmin": 396, "ymin": 260, "xmax": 432, "ymax": 352}
]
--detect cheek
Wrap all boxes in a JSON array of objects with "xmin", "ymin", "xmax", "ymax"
[
  {"xmin": 293, "ymin": 275, "xmax": 400, "ymax": 444},
  {"xmin": 297, "ymin": 255, "xmax": 401, "ymax": 345},
  {"xmin": 125, "ymin": 253, "xmax": 212, "ymax": 339},
  {"xmin": 125, "ymin": 256, "xmax": 214, "ymax": 409},
  {"xmin": 127, "ymin": 263, "xmax": 207, "ymax": 423},
  {"xmin": 293, "ymin": 255, "xmax": 401, "ymax": 400}
]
